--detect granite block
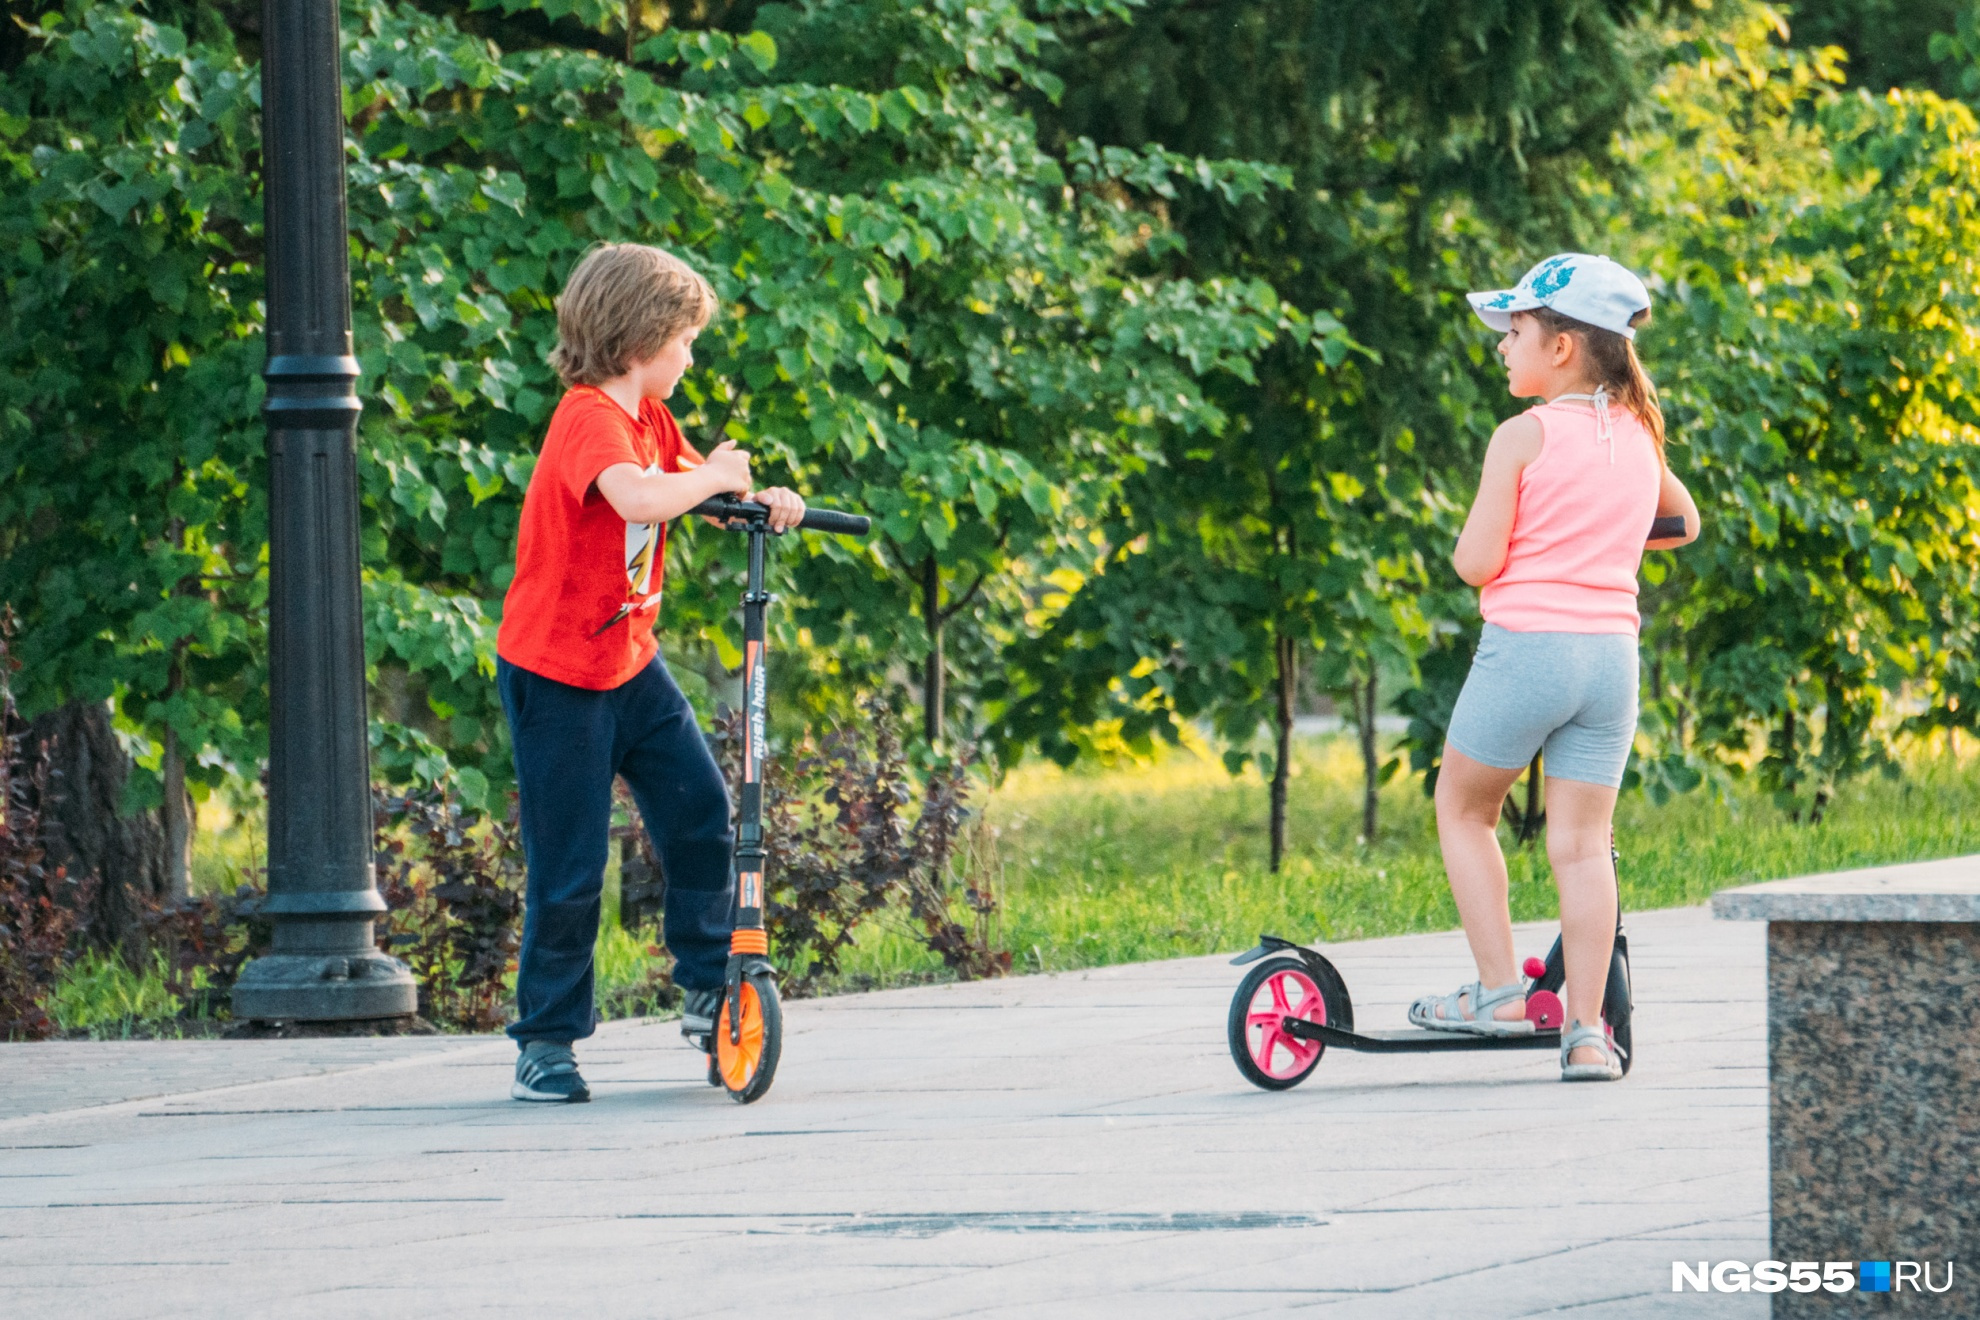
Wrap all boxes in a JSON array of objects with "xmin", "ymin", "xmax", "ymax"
[
  {"xmin": 1713, "ymin": 855, "xmax": 1980, "ymax": 923},
  {"xmin": 1766, "ymin": 921, "xmax": 1978, "ymax": 1316}
]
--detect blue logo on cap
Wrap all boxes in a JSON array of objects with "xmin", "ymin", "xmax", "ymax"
[
  {"xmin": 1528, "ymin": 256, "xmax": 1575, "ymax": 299},
  {"xmin": 1860, "ymin": 1262, "xmax": 1892, "ymax": 1292}
]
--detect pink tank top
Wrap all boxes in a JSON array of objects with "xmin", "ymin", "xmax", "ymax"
[{"xmin": 1479, "ymin": 394, "xmax": 1661, "ymax": 635}]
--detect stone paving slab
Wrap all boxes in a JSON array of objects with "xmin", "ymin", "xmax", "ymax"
[
  {"xmin": 0, "ymin": 907, "xmax": 1768, "ymax": 1318},
  {"xmin": 0, "ymin": 1037, "xmax": 489, "ymax": 1122}
]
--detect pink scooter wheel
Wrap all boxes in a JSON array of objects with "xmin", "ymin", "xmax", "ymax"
[{"xmin": 1228, "ymin": 959, "xmax": 1328, "ymax": 1089}]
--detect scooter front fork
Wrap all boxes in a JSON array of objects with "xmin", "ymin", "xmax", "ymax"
[{"xmin": 723, "ymin": 928, "xmax": 770, "ymax": 1044}]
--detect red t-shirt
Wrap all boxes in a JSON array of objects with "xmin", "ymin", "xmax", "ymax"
[{"xmin": 497, "ymin": 386, "xmax": 704, "ymax": 690}]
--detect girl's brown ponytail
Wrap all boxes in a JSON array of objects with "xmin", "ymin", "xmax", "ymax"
[{"xmin": 1531, "ymin": 306, "xmax": 1666, "ymax": 462}]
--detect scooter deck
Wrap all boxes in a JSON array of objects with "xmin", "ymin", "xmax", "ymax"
[{"xmin": 1282, "ymin": 1019, "xmax": 1561, "ymax": 1052}]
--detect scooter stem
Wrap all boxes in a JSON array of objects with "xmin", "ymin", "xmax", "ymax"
[
  {"xmin": 735, "ymin": 523, "xmax": 769, "ymax": 934},
  {"xmin": 682, "ymin": 497, "xmax": 868, "ymax": 1062},
  {"xmin": 725, "ymin": 522, "xmax": 773, "ymax": 1041}
]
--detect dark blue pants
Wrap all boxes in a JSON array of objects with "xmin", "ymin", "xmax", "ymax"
[{"xmin": 498, "ymin": 655, "xmax": 734, "ymax": 1045}]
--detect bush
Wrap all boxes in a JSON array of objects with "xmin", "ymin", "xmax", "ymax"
[
  {"xmin": 594, "ymin": 922, "xmax": 680, "ymax": 1020},
  {"xmin": 94, "ymin": 786, "xmax": 527, "ymax": 1034},
  {"xmin": 903, "ymin": 809, "xmax": 1011, "ymax": 982},
  {"xmin": 137, "ymin": 885, "xmax": 269, "ymax": 1020},
  {"xmin": 373, "ymin": 785, "xmax": 524, "ymax": 1032},
  {"xmin": 700, "ymin": 698, "xmax": 1008, "ymax": 993},
  {"xmin": 31, "ymin": 697, "xmax": 1011, "ymax": 1035},
  {"xmin": 0, "ymin": 609, "xmax": 92, "ymax": 1040}
]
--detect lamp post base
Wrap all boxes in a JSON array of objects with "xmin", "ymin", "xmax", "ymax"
[{"xmin": 232, "ymin": 950, "xmax": 417, "ymax": 1021}]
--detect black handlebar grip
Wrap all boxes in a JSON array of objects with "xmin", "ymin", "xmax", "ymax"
[
  {"xmin": 1648, "ymin": 515, "xmax": 1687, "ymax": 541},
  {"xmin": 688, "ymin": 496, "xmax": 758, "ymax": 521},
  {"xmin": 686, "ymin": 497, "xmax": 870, "ymax": 536},
  {"xmin": 798, "ymin": 507, "xmax": 871, "ymax": 536}
]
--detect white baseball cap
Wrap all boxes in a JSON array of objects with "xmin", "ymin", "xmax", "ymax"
[{"xmin": 1467, "ymin": 253, "xmax": 1653, "ymax": 339}]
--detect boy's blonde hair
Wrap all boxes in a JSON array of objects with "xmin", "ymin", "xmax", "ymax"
[{"xmin": 549, "ymin": 244, "xmax": 716, "ymax": 387}]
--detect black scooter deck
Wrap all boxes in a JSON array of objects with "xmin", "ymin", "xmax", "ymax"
[{"xmin": 1283, "ymin": 1019, "xmax": 1561, "ymax": 1052}]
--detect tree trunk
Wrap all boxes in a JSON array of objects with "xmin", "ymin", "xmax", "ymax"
[
  {"xmin": 22, "ymin": 699, "xmax": 168, "ymax": 952},
  {"xmin": 1649, "ymin": 653, "xmax": 1664, "ymax": 750},
  {"xmin": 1779, "ymin": 706, "xmax": 1805, "ymax": 821},
  {"xmin": 1521, "ymin": 751, "xmax": 1545, "ymax": 844},
  {"xmin": 921, "ymin": 556, "xmax": 944, "ymax": 748},
  {"xmin": 1269, "ymin": 631, "xmax": 1296, "ymax": 872},
  {"xmin": 158, "ymin": 510, "xmax": 195, "ymax": 902},
  {"xmin": 161, "ymin": 726, "xmax": 193, "ymax": 902},
  {"xmin": 1502, "ymin": 752, "xmax": 1545, "ymax": 845},
  {"xmin": 1358, "ymin": 665, "xmax": 1380, "ymax": 843}
]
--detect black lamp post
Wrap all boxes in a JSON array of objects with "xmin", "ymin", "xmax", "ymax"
[{"xmin": 232, "ymin": 0, "xmax": 415, "ymax": 1021}]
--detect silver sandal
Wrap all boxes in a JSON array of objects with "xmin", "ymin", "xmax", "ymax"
[
  {"xmin": 1560, "ymin": 1019, "xmax": 1626, "ymax": 1081},
  {"xmin": 1407, "ymin": 980, "xmax": 1534, "ymax": 1036}
]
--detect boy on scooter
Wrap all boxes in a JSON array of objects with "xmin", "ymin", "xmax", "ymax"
[{"xmin": 495, "ymin": 243, "xmax": 805, "ymax": 1102}]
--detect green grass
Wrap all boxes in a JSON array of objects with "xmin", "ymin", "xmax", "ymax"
[
  {"xmin": 190, "ymin": 793, "xmax": 264, "ymax": 897},
  {"xmin": 829, "ymin": 733, "xmax": 1980, "ymax": 983},
  {"xmin": 593, "ymin": 892, "xmax": 680, "ymax": 1020},
  {"xmin": 87, "ymin": 734, "xmax": 1980, "ymax": 1027},
  {"xmin": 45, "ymin": 950, "xmax": 223, "ymax": 1039}
]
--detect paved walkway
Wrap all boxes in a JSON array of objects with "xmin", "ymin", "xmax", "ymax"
[{"xmin": 0, "ymin": 907, "xmax": 1766, "ymax": 1318}]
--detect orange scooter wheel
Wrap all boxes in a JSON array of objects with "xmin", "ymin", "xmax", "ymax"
[{"xmin": 714, "ymin": 971, "xmax": 781, "ymax": 1104}]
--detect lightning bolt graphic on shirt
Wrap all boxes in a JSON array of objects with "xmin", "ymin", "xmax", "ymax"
[{"xmin": 590, "ymin": 461, "xmax": 665, "ymax": 637}]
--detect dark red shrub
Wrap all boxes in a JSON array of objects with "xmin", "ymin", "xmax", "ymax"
[{"xmin": 0, "ymin": 609, "xmax": 92, "ymax": 1039}]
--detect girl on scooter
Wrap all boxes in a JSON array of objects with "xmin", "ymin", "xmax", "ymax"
[{"xmin": 1407, "ymin": 254, "xmax": 1700, "ymax": 1081}]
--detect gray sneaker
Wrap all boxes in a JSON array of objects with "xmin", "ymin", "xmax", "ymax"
[
  {"xmin": 681, "ymin": 987, "xmax": 722, "ymax": 1044},
  {"xmin": 511, "ymin": 1041, "xmax": 590, "ymax": 1102}
]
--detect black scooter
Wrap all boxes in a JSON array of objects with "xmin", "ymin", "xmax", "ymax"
[
  {"xmin": 1226, "ymin": 514, "xmax": 1688, "ymax": 1090},
  {"xmin": 682, "ymin": 494, "xmax": 870, "ymax": 1103},
  {"xmin": 1227, "ymin": 845, "xmax": 1633, "ymax": 1089}
]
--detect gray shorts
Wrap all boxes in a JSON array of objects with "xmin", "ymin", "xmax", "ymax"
[{"xmin": 1445, "ymin": 624, "xmax": 1640, "ymax": 788}]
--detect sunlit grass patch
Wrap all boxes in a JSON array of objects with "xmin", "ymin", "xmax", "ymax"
[
  {"xmin": 827, "ymin": 734, "xmax": 1980, "ymax": 985},
  {"xmin": 46, "ymin": 950, "xmax": 221, "ymax": 1039}
]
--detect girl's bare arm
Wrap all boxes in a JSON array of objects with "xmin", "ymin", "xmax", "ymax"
[
  {"xmin": 1452, "ymin": 414, "xmax": 1543, "ymax": 587},
  {"xmin": 1646, "ymin": 463, "xmax": 1702, "ymax": 549}
]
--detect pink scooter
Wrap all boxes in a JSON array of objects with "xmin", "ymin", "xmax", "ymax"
[
  {"xmin": 1227, "ymin": 866, "xmax": 1632, "ymax": 1090},
  {"xmin": 1226, "ymin": 513, "xmax": 1685, "ymax": 1090}
]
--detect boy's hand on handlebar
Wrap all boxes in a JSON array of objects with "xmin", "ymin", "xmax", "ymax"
[{"xmin": 747, "ymin": 487, "xmax": 806, "ymax": 533}]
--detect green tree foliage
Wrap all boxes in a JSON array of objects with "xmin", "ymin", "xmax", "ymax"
[
  {"xmin": 0, "ymin": 4, "xmax": 268, "ymax": 811},
  {"xmin": 1616, "ymin": 5, "xmax": 1980, "ymax": 816},
  {"xmin": 999, "ymin": 0, "xmax": 1659, "ymax": 861},
  {"xmin": 1790, "ymin": 0, "xmax": 1968, "ymax": 94},
  {"xmin": 0, "ymin": 0, "xmax": 1314, "ymax": 818},
  {"xmin": 10, "ymin": 0, "xmax": 1980, "ymax": 876}
]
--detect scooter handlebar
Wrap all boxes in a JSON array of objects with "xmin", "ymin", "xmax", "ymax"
[
  {"xmin": 689, "ymin": 497, "xmax": 872, "ymax": 537},
  {"xmin": 797, "ymin": 506, "xmax": 872, "ymax": 537},
  {"xmin": 696, "ymin": 501, "xmax": 1663, "ymax": 545}
]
